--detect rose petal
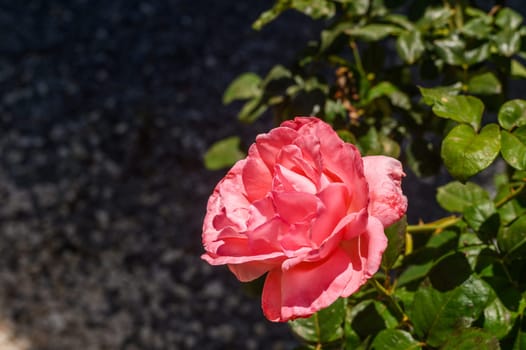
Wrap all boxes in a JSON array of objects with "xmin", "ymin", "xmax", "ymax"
[
  {"xmin": 341, "ymin": 216, "xmax": 387, "ymax": 297},
  {"xmin": 202, "ymin": 237, "xmax": 284, "ymax": 265},
  {"xmin": 256, "ymin": 126, "xmax": 298, "ymax": 171},
  {"xmin": 274, "ymin": 164, "xmax": 316, "ymax": 194},
  {"xmin": 262, "ymin": 248, "xmax": 356, "ymax": 322},
  {"xmin": 228, "ymin": 261, "xmax": 280, "ymax": 282},
  {"xmin": 243, "ymin": 145, "xmax": 272, "ymax": 202},
  {"xmin": 363, "ymin": 155, "xmax": 407, "ymax": 227},
  {"xmin": 272, "ymin": 191, "xmax": 318, "ymax": 225}
]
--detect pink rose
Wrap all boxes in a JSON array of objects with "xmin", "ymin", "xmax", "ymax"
[{"xmin": 201, "ymin": 117, "xmax": 407, "ymax": 322}]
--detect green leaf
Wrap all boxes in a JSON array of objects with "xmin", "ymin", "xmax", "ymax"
[
  {"xmin": 498, "ymin": 215, "xmax": 526, "ymax": 260},
  {"xmin": 343, "ymin": 0, "xmax": 369, "ymax": 16},
  {"xmin": 397, "ymin": 261, "xmax": 433, "ymax": 287},
  {"xmin": 262, "ymin": 65, "xmax": 293, "ymax": 87},
  {"xmin": 498, "ymin": 198, "xmax": 526, "ymax": 226},
  {"xmin": 252, "ymin": 0, "xmax": 288, "ymax": 30},
  {"xmin": 238, "ymin": 96, "xmax": 267, "ymax": 123},
  {"xmin": 289, "ymin": 297, "xmax": 346, "ymax": 344},
  {"xmin": 337, "ymin": 129, "xmax": 358, "ymax": 144},
  {"xmin": 464, "ymin": 199, "xmax": 499, "ymax": 241},
  {"xmin": 350, "ymin": 300, "xmax": 398, "ymax": 339},
  {"xmin": 409, "ymin": 276, "xmax": 492, "ymax": 347},
  {"xmin": 512, "ymin": 298, "xmax": 526, "ymax": 350},
  {"xmin": 441, "ymin": 124, "xmax": 501, "ymax": 181},
  {"xmin": 203, "ymin": 137, "xmax": 245, "ymax": 170},
  {"xmin": 371, "ymin": 329, "xmax": 422, "ymax": 350},
  {"xmin": 464, "ymin": 43, "xmax": 491, "ymax": 66},
  {"xmin": 290, "ymin": 0, "xmax": 336, "ymax": 19},
  {"xmin": 501, "ymin": 127, "xmax": 526, "ymax": 170},
  {"xmin": 382, "ymin": 216, "xmax": 407, "ymax": 270},
  {"xmin": 441, "ymin": 328, "xmax": 500, "ymax": 349},
  {"xmin": 493, "ymin": 29, "xmax": 521, "ymax": 57},
  {"xmin": 432, "ymin": 95, "xmax": 484, "ymax": 130},
  {"xmin": 396, "ymin": 30, "xmax": 425, "ymax": 64},
  {"xmin": 320, "ymin": 22, "xmax": 352, "ymax": 52},
  {"xmin": 252, "ymin": 0, "xmax": 336, "ymax": 30},
  {"xmin": 496, "ymin": 8, "xmax": 523, "ymax": 31},
  {"xmin": 467, "ymin": 72, "xmax": 502, "ymax": 95},
  {"xmin": 436, "ymin": 181, "xmax": 489, "ymax": 213},
  {"xmin": 462, "ymin": 17, "xmax": 493, "ymax": 39},
  {"xmin": 418, "ymin": 84, "xmax": 461, "ymax": 106},
  {"xmin": 511, "ymin": 59, "xmax": 526, "ymax": 79},
  {"xmin": 223, "ymin": 73, "xmax": 262, "ymax": 104},
  {"xmin": 433, "ymin": 37, "xmax": 465, "ymax": 66},
  {"xmin": 346, "ymin": 24, "xmax": 402, "ymax": 42},
  {"xmin": 358, "ymin": 127, "xmax": 400, "ymax": 157},
  {"xmin": 484, "ymin": 297, "xmax": 515, "ymax": 340},
  {"xmin": 498, "ymin": 99, "xmax": 526, "ymax": 131},
  {"xmin": 465, "ymin": 197, "xmax": 498, "ymax": 227},
  {"xmin": 366, "ymin": 82, "xmax": 411, "ymax": 110},
  {"xmin": 325, "ymin": 100, "xmax": 348, "ymax": 124},
  {"xmin": 383, "ymin": 14, "xmax": 414, "ymax": 30},
  {"xmin": 417, "ymin": 7, "xmax": 454, "ymax": 30}
]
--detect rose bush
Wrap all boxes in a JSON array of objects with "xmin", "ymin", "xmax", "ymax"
[{"xmin": 202, "ymin": 117, "xmax": 406, "ymax": 322}]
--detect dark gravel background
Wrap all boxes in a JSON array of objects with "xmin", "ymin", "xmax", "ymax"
[
  {"xmin": 0, "ymin": 1, "xmax": 324, "ymax": 349},
  {"xmin": 0, "ymin": 1, "xmax": 520, "ymax": 349}
]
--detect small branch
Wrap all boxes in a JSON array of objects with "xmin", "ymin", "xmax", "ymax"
[
  {"xmin": 495, "ymin": 183, "xmax": 526, "ymax": 208},
  {"xmin": 370, "ymin": 279, "xmax": 409, "ymax": 324},
  {"xmin": 406, "ymin": 216, "xmax": 461, "ymax": 234}
]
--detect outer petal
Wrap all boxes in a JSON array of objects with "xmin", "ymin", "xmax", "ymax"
[
  {"xmin": 341, "ymin": 216, "xmax": 387, "ymax": 297},
  {"xmin": 262, "ymin": 248, "xmax": 356, "ymax": 322},
  {"xmin": 202, "ymin": 159, "xmax": 249, "ymax": 241},
  {"xmin": 363, "ymin": 155, "xmax": 407, "ymax": 227}
]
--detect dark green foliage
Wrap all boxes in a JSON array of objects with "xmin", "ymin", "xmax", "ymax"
[{"xmin": 208, "ymin": 1, "xmax": 526, "ymax": 348}]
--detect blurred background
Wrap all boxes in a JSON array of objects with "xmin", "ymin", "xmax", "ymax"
[
  {"xmin": 0, "ymin": 0, "xmax": 321, "ymax": 349},
  {"xmin": 0, "ymin": 1, "xmax": 522, "ymax": 349}
]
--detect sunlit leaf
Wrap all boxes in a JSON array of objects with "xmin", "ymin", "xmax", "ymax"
[
  {"xmin": 289, "ymin": 297, "xmax": 346, "ymax": 344},
  {"xmin": 432, "ymin": 95, "xmax": 484, "ymax": 130},
  {"xmin": 436, "ymin": 181, "xmax": 489, "ymax": 213},
  {"xmin": 498, "ymin": 99, "xmax": 526, "ymax": 130},
  {"xmin": 346, "ymin": 24, "xmax": 402, "ymax": 41},
  {"xmin": 495, "ymin": 8, "xmax": 523, "ymax": 30},
  {"xmin": 223, "ymin": 73, "xmax": 262, "ymax": 104},
  {"xmin": 484, "ymin": 297, "xmax": 515, "ymax": 340},
  {"xmin": 501, "ymin": 127, "xmax": 526, "ymax": 170},
  {"xmin": 238, "ymin": 96, "xmax": 267, "ymax": 123},
  {"xmin": 418, "ymin": 84, "xmax": 461, "ymax": 106},
  {"xmin": 462, "ymin": 18, "xmax": 492, "ymax": 39},
  {"xmin": 441, "ymin": 124, "xmax": 500, "ymax": 181},
  {"xmin": 493, "ymin": 29, "xmax": 521, "ymax": 57},
  {"xmin": 467, "ymin": 72, "xmax": 502, "ymax": 95},
  {"xmin": 511, "ymin": 59, "xmax": 526, "ymax": 79},
  {"xmin": 204, "ymin": 137, "xmax": 245, "ymax": 170},
  {"xmin": 397, "ymin": 30, "xmax": 425, "ymax": 64},
  {"xmin": 366, "ymin": 81, "xmax": 411, "ymax": 110}
]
